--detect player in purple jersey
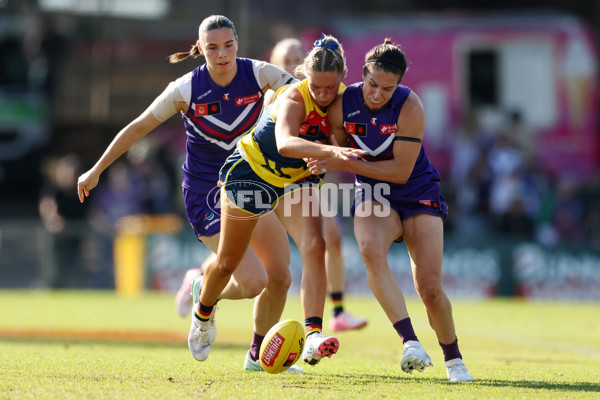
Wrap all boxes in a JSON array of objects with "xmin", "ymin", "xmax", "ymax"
[
  {"xmin": 306, "ymin": 39, "xmax": 474, "ymax": 383},
  {"xmin": 76, "ymin": 15, "xmax": 303, "ymax": 372}
]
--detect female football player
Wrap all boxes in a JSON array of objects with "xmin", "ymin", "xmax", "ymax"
[
  {"xmin": 305, "ymin": 39, "xmax": 474, "ymax": 382},
  {"xmin": 76, "ymin": 15, "xmax": 302, "ymax": 372},
  {"xmin": 192, "ymin": 33, "xmax": 367, "ymax": 366},
  {"xmin": 269, "ymin": 37, "xmax": 368, "ymax": 333}
]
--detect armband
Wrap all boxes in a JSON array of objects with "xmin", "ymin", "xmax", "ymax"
[{"xmin": 393, "ymin": 136, "xmax": 422, "ymax": 143}]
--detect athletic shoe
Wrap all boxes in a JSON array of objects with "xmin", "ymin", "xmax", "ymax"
[
  {"xmin": 400, "ymin": 340, "xmax": 433, "ymax": 373},
  {"xmin": 191, "ymin": 275, "xmax": 217, "ymax": 342},
  {"xmin": 243, "ymin": 351, "xmax": 304, "ymax": 373},
  {"xmin": 302, "ymin": 332, "xmax": 339, "ymax": 366},
  {"xmin": 329, "ymin": 311, "xmax": 368, "ymax": 332},
  {"xmin": 445, "ymin": 358, "xmax": 474, "ymax": 382},
  {"xmin": 175, "ymin": 268, "xmax": 201, "ymax": 317},
  {"xmin": 188, "ymin": 312, "xmax": 212, "ymax": 361}
]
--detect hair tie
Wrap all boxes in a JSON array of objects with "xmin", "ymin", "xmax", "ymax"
[
  {"xmin": 366, "ymin": 58, "xmax": 402, "ymax": 69},
  {"xmin": 314, "ymin": 33, "xmax": 339, "ymax": 51}
]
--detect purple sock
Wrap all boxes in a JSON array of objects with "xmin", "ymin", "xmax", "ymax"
[
  {"xmin": 393, "ymin": 317, "xmax": 418, "ymax": 344},
  {"xmin": 439, "ymin": 337, "xmax": 462, "ymax": 362},
  {"xmin": 249, "ymin": 332, "xmax": 265, "ymax": 361}
]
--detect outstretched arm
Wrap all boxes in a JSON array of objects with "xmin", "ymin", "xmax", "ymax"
[
  {"xmin": 306, "ymin": 91, "xmax": 425, "ymax": 183},
  {"xmin": 77, "ymin": 109, "xmax": 162, "ymax": 203},
  {"xmin": 77, "ymin": 77, "xmax": 189, "ymax": 203}
]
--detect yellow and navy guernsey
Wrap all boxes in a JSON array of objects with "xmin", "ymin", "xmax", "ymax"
[{"xmin": 238, "ymin": 79, "xmax": 345, "ymax": 188}]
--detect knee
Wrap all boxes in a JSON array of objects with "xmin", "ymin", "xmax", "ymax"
[
  {"xmin": 357, "ymin": 239, "xmax": 386, "ymax": 271},
  {"xmin": 242, "ymin": 276, "xmax": 268, "ymax": 298},
  {"xmin": 300, "ymin": 235, "xmax": 327, "ymax": 261},
  {"xmin": 416, "ymin": 282, "xmax": 445, "ymax": 306},
  {"xmin": 266, "ymin": 268, "xmax": 292, "ymax": 294},
  {"xmin": 214, "ymin": 258, "xmax": 238, "ymax": 277}
]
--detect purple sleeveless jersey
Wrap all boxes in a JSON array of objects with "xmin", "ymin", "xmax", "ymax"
[
  {"xmin": 342, "ymin": 83, "xmax": 447, "ymax": 222},
  {"xmin": 180, "ymin": 58, "xmax": 264, "ymax": 238},
  {"xmin": 181, "ymin": 58, "xmax": 264, "ymax": 195}
]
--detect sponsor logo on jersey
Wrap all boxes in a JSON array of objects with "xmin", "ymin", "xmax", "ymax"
[
  {"xmin": 304, "ymin": 110, "xmax": 329, "ymax": 135},
  {"xmin": 371, "ymin": 117, "xmax": 378, "ymax": 125},
  {"xmin": 299, "ymin": 124, "xmax": 320, "ymax": 136},
  {"xmin": 347, "ymin": 110, "xmax": 360, "ymax": 118},
  {"xmin": 345, "ymin": 122, "xmax": 367, "ymax": 137},
  {"xmin": 194, "ymin": 101, "xmax": 221, "ymax": 116},
  {"xmin": 196, "ymin": 90, "xmax": 212, "ymax": 101},
  {"xmin": 235, "ymin": 93, "xmax": 260, "ymax": 106},
  {"xmin": 223, "ymin": 93, "xmax": 230, "ymax": 101},
  {"xmin": 380, "ymin": 124, "xmax": 397, "ymax": 134}
]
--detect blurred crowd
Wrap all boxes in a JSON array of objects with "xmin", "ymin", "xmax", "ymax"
[
  {"xmin": 37, "ymin": 105, "xmax": 600, "ymax": 289},
  {"xmin": 444, "ymin": 107, "xmax": 600, "ymax": 251},
  {"xmin": 38, "ymin": 136, "xmax": 180, "ymax": 288}
]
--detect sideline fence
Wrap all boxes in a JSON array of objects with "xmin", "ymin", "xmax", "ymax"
[{"xmin": 1, "ymin": 217, "xmax": 600, "ymax": 300}]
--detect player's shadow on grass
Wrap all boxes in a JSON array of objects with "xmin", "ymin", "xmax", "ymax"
[
  {"xmin": 473, "ymin": 378, "xmax": 600, "ymax": 393},
  {"xmin": 328, "ymin": 373, "xmax": 600, "ymax": 393}
]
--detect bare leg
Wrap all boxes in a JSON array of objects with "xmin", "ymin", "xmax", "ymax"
[
  {"xmin": 403, "ymin": 213, "xmax": 456, "ymax": 344},
  {"xmin": 276, "ymin": 187, "xmax": 339, "ymax": 365},
  {"xmin": 275, "ymin": 188, "xmax": 327, "ymax": 321},
  {"xmin": 354, "ymin": 201, "xmax": 409, "ymax": 322},
  {"xmin": 200, "ymin": 196, "xmax": 259, "ymax": 307},
  {"xmin": 248, "ymin": 212, "xmax": 291, "ymax": 335},
  {"xmin": 323, "ymin": 215, "xmax": 345, "ymax": 294}
]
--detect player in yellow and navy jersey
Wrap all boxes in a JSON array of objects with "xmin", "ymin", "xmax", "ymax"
[
  {"xmin": 267, "ymin": 38, "xmax": 368, "ymax": 334},
  {"xmin": 198, "ymin": 34, "xmax": 367, "ymax": 367}
]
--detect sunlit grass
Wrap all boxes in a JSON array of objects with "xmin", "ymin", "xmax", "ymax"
[{"xmin": 0, "ymin": 290, "xmax": 598, "ymax": 399}]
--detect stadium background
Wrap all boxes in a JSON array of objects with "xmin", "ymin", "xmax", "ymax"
[{"xmin": 1, "ymin": 0, "xmax": 599, "ymax": 300}]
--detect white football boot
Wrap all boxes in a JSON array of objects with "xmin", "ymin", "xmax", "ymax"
[
  {"xmin": 400, "ymin": 340, "xmax": 433, "ymax": 373},
  {"xmin": 302, "ymin": 332, "xmax": 339, "ymax": 365},
  {"xmin": 243, "ymin": 351, "xmax": 304, "ymax": 373},
  {"xmin": 188, "ymin": 312, "xmax": 212, "ymax": 361},
  {"xmin": 445, "ymin": 358, "xmax": 474, "ymax": 382},
  {"xmin": 191, "ymin": 275, "xmax": 217, "ymax": 342}
]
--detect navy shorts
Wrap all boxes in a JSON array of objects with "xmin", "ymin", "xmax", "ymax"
[
  {"xmin": 219, "ymin": 151, "xmax": 320, "ymax": 215},
  {"xmin": 183, "ymin": 188, "xmax": 221, "ymax": 239}
]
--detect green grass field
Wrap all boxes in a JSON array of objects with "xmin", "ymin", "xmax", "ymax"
[{"xmin": 0, "ymin": 290, "xmax": 599, "ymax": 399}]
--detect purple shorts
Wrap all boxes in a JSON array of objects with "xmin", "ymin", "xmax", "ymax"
[
  {"xmin": 183, "ymin": 188, "xmax": 221, "ymax": 239},
  {"xmin": 354, "ymin": 184, "xmax": 448, "ymax": 243}
]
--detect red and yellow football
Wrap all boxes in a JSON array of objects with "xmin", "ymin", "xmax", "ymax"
[{"xmin": 259, "ymin": 319, "xmax": 305, "ymax": 374}]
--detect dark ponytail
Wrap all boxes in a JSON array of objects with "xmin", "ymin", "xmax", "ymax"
[{"xmin": 168, "ymin": 43, "xmax": 202, "ymax": 64}]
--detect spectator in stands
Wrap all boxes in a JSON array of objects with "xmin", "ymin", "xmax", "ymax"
[{"xmin": 38, "ymin": 153, "xmax": 88, "ymax": 287}]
